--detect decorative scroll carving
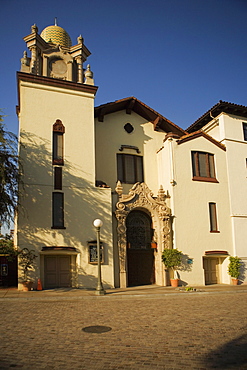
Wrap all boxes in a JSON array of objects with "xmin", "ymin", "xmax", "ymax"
[{"xmin": 115, "ymin": 182, "xmax": 171, "ymax": 284}]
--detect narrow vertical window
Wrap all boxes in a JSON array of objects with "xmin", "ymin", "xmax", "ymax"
[
  {"xmin": 54, "ymin": 167, "xmax": 62, "ymax": 190},
  {"xmin": 209, "ymin": 202, "xmax": 219, "ymax": 232},
  {"xmin": 53, "ymin": 119, "xmax": 65, "ymax": 165},
  {"xmin": 243, "ymin": 122, "xmax": 247, "ymax": 141},
  {"xmin": 52, "ymin": 192, "xmax": 64, "ymax": 228}
]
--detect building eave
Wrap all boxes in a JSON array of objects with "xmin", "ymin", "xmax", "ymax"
[
  {"xmin": 95, "ymin": 97, "xmax": 186, "ymax": 136},
  {"xmin": 16, "ymin": 72, "xmax": 98, "ymax": 115},
  {"xmin": 177, "ymin": 130, "xmax": 226, "ymax": 151},
  {"xmin": 187, "ymin": 100, "xmax": 247, "ymax": 133}
]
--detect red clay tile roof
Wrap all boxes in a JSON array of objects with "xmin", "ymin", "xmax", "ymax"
[
  {"xmin": 177, "ymin": 130, "xmax": 226, "ymax": 151},
  {"xmin": 187, "ymin": 100, "xmax": 247, "ymax": 133},
  {"xmin": 95, "ymin": 97, "xmax": 186, "ymax": 136}
]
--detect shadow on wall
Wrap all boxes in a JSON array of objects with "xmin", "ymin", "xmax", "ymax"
[
  {"xmin": 203, "ymin": 331, "xmax": 247, "ymax": 368},
  {"xmin": 17, "ymin": 131, "xmax": 114, "ymax": 287},
  {"xmin": 77, "ymin": 266, "xmax": 112, "ymax": 289},
  {"xmin": 174, "ymin": 254, "xmax": 193, "ymax": 286},
  {"xmin": 180, "ymin": 254, "xmax": 193, "ymax": 273}
]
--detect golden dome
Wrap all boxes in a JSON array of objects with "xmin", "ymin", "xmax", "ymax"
[{"xmin": 40, "ymin": 25, "xmax": 72, "ymax": 48}]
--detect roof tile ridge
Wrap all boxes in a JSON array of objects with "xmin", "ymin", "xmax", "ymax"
[{"xmin": 177, "ymin": 129, "xmax": 226, "ymax": 151}]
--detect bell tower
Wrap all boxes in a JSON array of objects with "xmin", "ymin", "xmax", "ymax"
[
  {"xmin": 16, "ymin": 22, "xmax": 114, "ymax": 291},
  {"xmin": 20, "ymin": 21, "xmax": 94, "ymax": 85}
]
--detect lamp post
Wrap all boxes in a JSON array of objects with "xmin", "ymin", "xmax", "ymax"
[{"xmin": 93, "ymin": 219, "xmax": 105, "ymax": 295}]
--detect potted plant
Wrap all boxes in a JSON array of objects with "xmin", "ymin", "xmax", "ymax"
[
  {"xmin": 162, "ymin": 248, "xmax": 182, "ymax": 287},
  {"xmin": 228, "ymin": 256, "xmax": 241, "ymax": 285},
  {"xmin": 18, "ymin": 248, "xmax": 37, "ymax": 291}
]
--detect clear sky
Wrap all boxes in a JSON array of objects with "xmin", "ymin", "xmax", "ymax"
[{"xmin": 1, "ymin": 0, "xmax": 247, "ymax": 134}]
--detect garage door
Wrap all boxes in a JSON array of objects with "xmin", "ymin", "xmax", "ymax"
[{"xmin": 44, "ymin": 255, "xmax": 71, "ymax": 288}]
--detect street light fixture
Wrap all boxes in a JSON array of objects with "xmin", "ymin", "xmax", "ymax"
[{"xmin": 93, "ymin": 218, "xmax": 105, "ymax": 295}]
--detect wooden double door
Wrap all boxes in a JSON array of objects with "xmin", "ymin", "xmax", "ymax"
[
  {"xmin": 44, "ymin": 255, "xmax": 71, "ymax": 288},
  {"xmin": 126, "ymin": 210, "xmax": 155, "ymax": 286}
]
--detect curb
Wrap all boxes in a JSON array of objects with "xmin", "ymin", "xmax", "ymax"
[{"xmin": 0, "ymin": 288, "xmax": 246, "ymax": 301}]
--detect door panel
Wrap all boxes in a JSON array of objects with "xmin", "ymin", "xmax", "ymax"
[
  {"xmin": 127, "ymin": 249, "xmax": 155, "ymax": 286},
  {"xmin": 44, "ymin": 255, "xmax": 71, "ymax": 288},
  {"xmin": 126, "ymin": 210, "xmax": 155, "ymax": 286},
  {"xmin": 59, "ymin": 256, "xmax": 71, "ymax": 286},
  {"xmin": 203, "ymin": 257, "xmax": 219, "ymax": 285}
]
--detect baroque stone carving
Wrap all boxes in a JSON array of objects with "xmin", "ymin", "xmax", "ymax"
[{"xmin": 115, "ymin": 181, "xmax": 171, "ymax": 277}]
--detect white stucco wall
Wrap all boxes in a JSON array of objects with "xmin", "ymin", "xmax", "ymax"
[
  {"xmin": 204, "ymin": 114, "xmax": 247, "ymax": 282},
  {"xmin": 17, "ymin": 80, "xmax": 114, "ymax": 289},
  {"xmin": 95, "ymin": 111, "xmax": 165, "ymax": 195},
  {"xmin": 158, "ymin": 135, "xmax": 233, "ymax": 285}
]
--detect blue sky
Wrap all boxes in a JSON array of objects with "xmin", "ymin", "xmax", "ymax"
[{"xmin": 1, "ymin": 0, "xmax": 247, "ymax": 134}]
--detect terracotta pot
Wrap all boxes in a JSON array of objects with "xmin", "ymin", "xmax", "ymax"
[
  {"xmin": 170, "ymin": 278, "xmax": 179, "ymax": 287},
  {"xmin": 232, "ymin": 278, "xmax": 239, "ymax": 286},
  {"xmin": 22, "ymin": 281, "xmax": 33, "ymax": 291}
]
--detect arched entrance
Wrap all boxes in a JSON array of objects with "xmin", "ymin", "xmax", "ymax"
[
  {"xmin": 115, "ymin": 182, "xmax": 171, "ymax": 288},
  {"xmin": 126, "ymin": 210, "xmax": 155, "ymax": 286}
]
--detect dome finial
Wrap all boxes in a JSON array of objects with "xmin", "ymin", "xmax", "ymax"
[{"xmin": 54, "ymin": 17, "xmax": 57, "ymax": 26}]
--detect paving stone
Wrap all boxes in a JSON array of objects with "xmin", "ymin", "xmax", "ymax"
[{"xmin": 0, "ymin": 291, "xmax": 247, "ymax": 369}]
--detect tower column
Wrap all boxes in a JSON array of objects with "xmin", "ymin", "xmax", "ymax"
[
  {"xmin": 76, "ymin": 56, "xmax": 83, "ymax": 83},
  {"xmin": 43, "ymin": 56, "xmax": 48, "ymax": 77},
  {"xmin": 68, "ymin": 61, "xmax": 73, "ymax": 81}
]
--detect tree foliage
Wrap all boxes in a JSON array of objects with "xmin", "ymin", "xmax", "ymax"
[
  {"xmin": 162, "ymin": 248, "xmax": 182, "ymax": 270},
  {"xmin": 0, "ymin": 111, "xmax": 20, "ymax": 226},
  {"xmin": 18, "ymin": 248, "xmax": 37, "ymax": 281},
  {"xmin": 0, "ymin": 233, "xmax": 17, "ymax": 260}
]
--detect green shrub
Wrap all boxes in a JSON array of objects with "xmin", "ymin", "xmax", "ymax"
[
  {"xmin": 228, "ymin": 256, "xmax": 241, "ymax": 279},
  {"xmin": 162, "ymin": 248, "xmax": 182, "ymax": 270}
]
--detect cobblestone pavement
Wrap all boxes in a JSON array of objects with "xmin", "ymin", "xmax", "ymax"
[{"xmin": 0, "ymin": 290, "xmax": 247, "ymax": 369}]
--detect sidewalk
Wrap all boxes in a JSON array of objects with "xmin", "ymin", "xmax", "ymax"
[{"xmin": 0, "ymin": 283, "xmax": 246, "ymax": 300}]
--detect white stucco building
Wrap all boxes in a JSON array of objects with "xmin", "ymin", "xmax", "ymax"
[{"xmin": 15, "ymin": 23, "xmax": 247, "ymax": 289}]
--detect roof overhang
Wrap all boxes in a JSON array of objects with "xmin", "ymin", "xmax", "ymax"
[
  {"xmin": 204, "ymin": 250, "xmax": 229, "ymax": 257},
  {"xmin": 187, "ymin": 100, "xmax": 247, "ymax": 133},
  {"xmin": 95, "ymin": 97, "xmax": 186, "ymax": 136},
  {"xmin": 177, "ymin": 130, "xmax": 226, "ymax": 151}
]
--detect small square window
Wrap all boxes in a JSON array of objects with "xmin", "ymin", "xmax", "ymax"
[{"xmin": 124, "ymin": 123, "xmax": 134, "ymax": 134}]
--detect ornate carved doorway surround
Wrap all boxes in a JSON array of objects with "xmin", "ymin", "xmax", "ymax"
[{"xmin": 115, "ymin": 182, "xmax": 171, "ymax": 288}]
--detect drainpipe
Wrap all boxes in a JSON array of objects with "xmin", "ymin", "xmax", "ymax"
[{"xmin": 168, "ymin": 136, "xmax": 176, "ymax": 250}]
